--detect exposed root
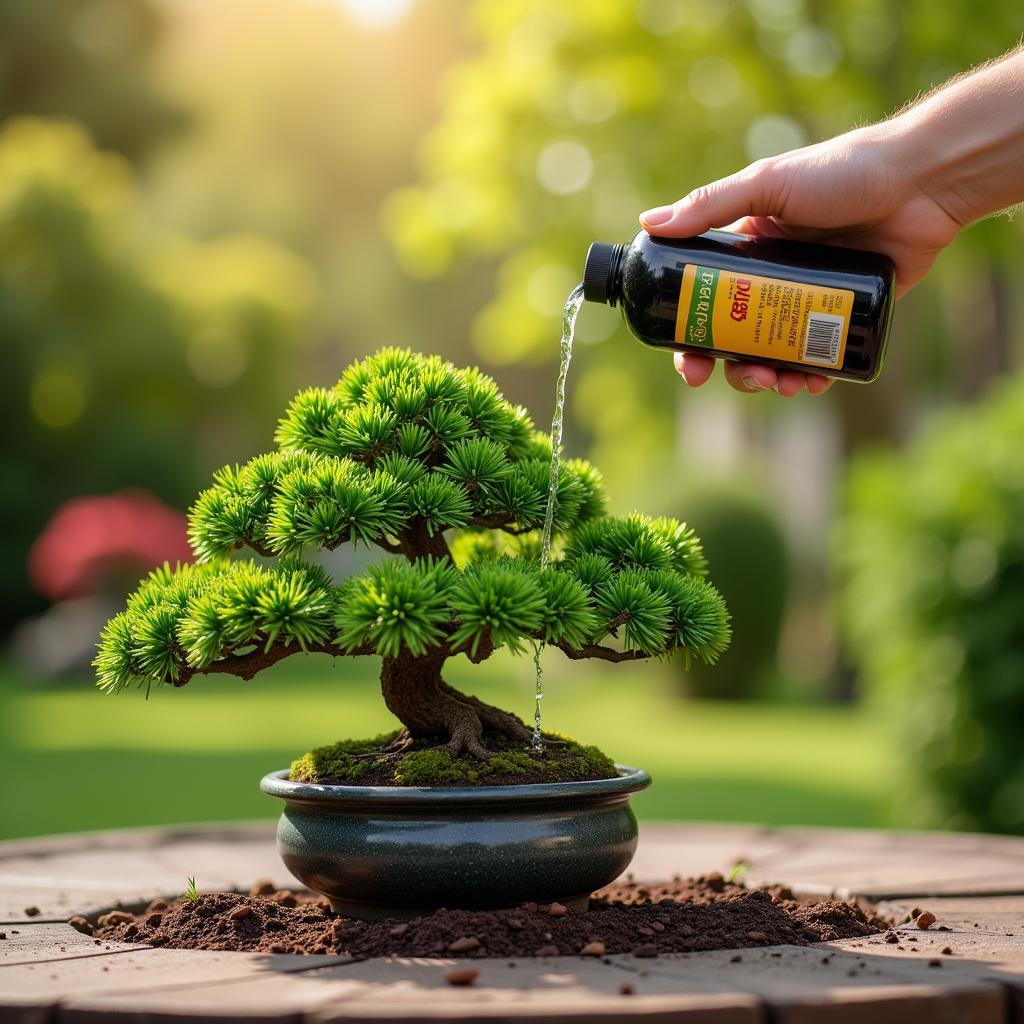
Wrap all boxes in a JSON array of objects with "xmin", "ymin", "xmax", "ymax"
[
  {"xmin": 450, "ymin": 690, "xmax": 569, "ymax": 749},
  {"xmin": 381, "ymin": 652, "xmax": 537, "ymax": 761},
  {"xmin": 347, "ymin": 730, "xmax": 418, "ymax": 760},
  {"xmin": 381, "ymin": 730, "xmax": 416, "ymax": 754},
  {"xmin": 438, "ymin": 691, "xmax": 497, "ymax": 759},
  {"xmin": 443, "ymin": 684, "xmax": 533, "ymax": 745},
  {"xmin": 444, "ymin": 722, "xmax": 493, "ymax": 760}
]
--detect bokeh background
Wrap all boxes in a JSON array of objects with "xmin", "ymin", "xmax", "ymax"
[{"xmin": 3, "ymin": 0, "xmax": 1023, "ymax": 840}]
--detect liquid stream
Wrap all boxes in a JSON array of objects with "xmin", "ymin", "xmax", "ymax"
[{"xmin": 531, "ymin": 283, "xmax": 585, "ymax": 751}]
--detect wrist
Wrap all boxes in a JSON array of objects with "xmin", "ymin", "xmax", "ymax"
[
  {"xmin": 858, "ymin": 113, "xmax": 959, "ymax": 216},
  {"xmin": 883, "ymin": 49, "xmax": 1024, "ymax": 226},
  {"xmin": 827, "ymin": 118, "xmax": 925, "ymax": 202},
  {"xmin": 882, "ymin": 108, "xmax": 976, "ymax": 226}
]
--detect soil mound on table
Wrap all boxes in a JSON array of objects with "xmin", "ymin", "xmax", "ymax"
[{"xmin": 91, "ymin": 876, "xmax": 886, "ymax": 959}]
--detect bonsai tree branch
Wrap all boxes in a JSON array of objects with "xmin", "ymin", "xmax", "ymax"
[
  {"xmin": 554, "ymin": 641, "xmax": 650, "ymax": 664},
  {"xmin": 464, "ymin": 513, "xmax": 533, "ymax": 536},
  {"xmin": 181, "ymin": 640, "xmax": 375, "ymax": 685},
  {"xmin": 232, "ymin": 534, "xmax": 404, "ymax": 559},
  {"xmin": 466, "ymin": 513, "xmax": 514, "ymax": 529},
  {"xmin": 397, "ymin": 520, "xmax": 453, "ymax": 561},
  {"xmin": 245, "ymin": 539, "xmax": 278, "ymax": 559}
]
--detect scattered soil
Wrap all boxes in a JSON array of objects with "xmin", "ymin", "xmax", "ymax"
[{"xmin": 91, "ymin": 875, "xmax": 887, "ymax": 959}]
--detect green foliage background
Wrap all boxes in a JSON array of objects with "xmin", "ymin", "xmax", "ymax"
[
  {"xmin": 1, "ymin": 0, "xmax": 473, "ymax": 632},
  {"xmin": 383, "ymin": 0, "xmax": 1024, "ymax": 829},
  {"xmin": 0, "ymin": 0, "xmax": 184, "ymax": 160},
  {"xmin": 4, "ymin": 0, "xmax": 1024, "ymax": 832},
  {"xmin": 839, "ymin": 376, "xmax": 1024, "ymax": 834},
  {"xmin": 0, "ymin": 117, "xmax": 313, "ymax": 627},
  {"xmin": 385, "ymin": 0, "xmax": 1024, "ymax": 483},
  {"xmin": 680, "ymin": 488, "xmax": 789, "ymax": 700}
]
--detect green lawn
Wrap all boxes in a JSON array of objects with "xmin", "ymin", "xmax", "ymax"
[{"xmin": 0, "ymin": 652, "xmax": 896, "ymax": 839}]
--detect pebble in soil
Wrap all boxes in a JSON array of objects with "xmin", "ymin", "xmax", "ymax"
[{"xmin": 90, "ymin": 875, "xmax": 888, "ymax": 959}]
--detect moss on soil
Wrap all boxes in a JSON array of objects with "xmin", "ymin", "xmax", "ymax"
[{"xmin": 289, "ymin": 730, "xmax": 617, "ymax": 787}]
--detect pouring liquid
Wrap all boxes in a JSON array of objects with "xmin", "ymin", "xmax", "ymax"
[{"xmin": 530, "ymin": 283, "xmax": 585, "ymax": 751}]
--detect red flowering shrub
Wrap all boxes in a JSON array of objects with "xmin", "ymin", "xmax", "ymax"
[{"xmin": 29, "ymin": 491, "xmax": 192, "ymax": 601}]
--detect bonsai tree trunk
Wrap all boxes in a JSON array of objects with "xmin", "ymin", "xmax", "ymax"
[{"xmin": 380, "ymin": 652, "xmax": 533, "ymax": 759}]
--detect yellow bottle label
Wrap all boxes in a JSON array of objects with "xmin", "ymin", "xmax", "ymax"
[{"xmin": 675, "ymin": 263, "xmax": 854, "ymax": 369}]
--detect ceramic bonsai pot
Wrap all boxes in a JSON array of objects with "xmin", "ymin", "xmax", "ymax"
[{"xmin": 260, "ymin": 765, "xmax": 651, "ymax": 919}]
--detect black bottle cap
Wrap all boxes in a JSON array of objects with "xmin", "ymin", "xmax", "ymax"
[{"xmin": 583, "ymin": 242, "xmax": 623, "ymax": 305}]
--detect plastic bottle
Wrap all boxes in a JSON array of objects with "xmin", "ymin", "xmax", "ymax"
[{"xmin": 583, "ymin": 229, "xmax": 895, "ymax": 382}]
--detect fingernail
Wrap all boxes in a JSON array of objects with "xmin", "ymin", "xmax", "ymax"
[
  {"xmin": 640, "ymin": 205, "xmax": 674, "ymax": 226},
  {"xmin": 742, "ymin": 377, "xmax": 766, "ymax": 391}
]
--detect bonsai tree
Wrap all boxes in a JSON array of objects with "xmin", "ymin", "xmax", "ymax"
[{"xmin": 96, "ymin": 349, "xmax": 729, "ymax": 773}]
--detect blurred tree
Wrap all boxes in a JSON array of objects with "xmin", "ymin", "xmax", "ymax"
[
  {"xmin": 384, "ymin": 0, "xmax": 1024, "ymax": 484},
  {"xmin": 839, "ymin": 374, "xmax": 1024, "ymax": 834},
  {"xmin": 144, "ymin": 0, "xmax": 486, "ymax": 370},
  {"xmin": 0, "ymin": 118, "xmax": 315, "ymax": 632},
  {"xmin": 678, "ymin": 488, "xmax": 788, "ymax": 700},
  {"xmin": 0, "ymin": 0, "xmax": 184, "ymax": 161}
]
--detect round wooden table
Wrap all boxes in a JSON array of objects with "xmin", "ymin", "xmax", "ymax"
[{"xmin": 2, "ymin": 821, "xmax": 1023, "ymax": 1022}]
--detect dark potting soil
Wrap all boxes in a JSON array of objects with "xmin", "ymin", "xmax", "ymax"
[{"xmin": 90, "ymin": 876, "xmax": 887, "ymax": 959}]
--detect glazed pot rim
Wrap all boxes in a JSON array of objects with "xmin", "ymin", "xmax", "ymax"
[{"xmin": 260, "ymin": 763, "xmax": 650, "ymax": 806}]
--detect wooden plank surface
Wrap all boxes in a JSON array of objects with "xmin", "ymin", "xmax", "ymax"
[
  {"xmin": 0, "ymin": 922, "xmax": 140, "ymax": 965},
  {"xmin": 55, "ymin": 944, "xmax": 1011, "ymax": 1024},
  {"xmin": 620, "ymin": 944, "xmax": 1007, "ymax": 1024},
  {"xmin": 1, "ymin": 822, "xmax": 1023, "ymax": 1021},
  {"xmin": 0, "ymin": 823, "xmax": 290, "ymax": 923},
  {"xmin": 0, "ymin": 946, "xmax": 352, "ymax": 1023},
  {"xmin": 62, "ymin": 956, "xmax": 763, "ymax": 1024},
  {"xmin": 739, "ymin": 827, "xmax": 1024, "ymax": 899}
]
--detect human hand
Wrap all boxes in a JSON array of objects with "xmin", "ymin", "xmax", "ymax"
[{"xmin": 641, "ymin": 124, "xmax": 963, "ymax": 395}]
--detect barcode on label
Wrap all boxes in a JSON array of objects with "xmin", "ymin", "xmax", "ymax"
[{"xmin": 802, "ymin": 312, "xmax": 844, "ymax": 366}]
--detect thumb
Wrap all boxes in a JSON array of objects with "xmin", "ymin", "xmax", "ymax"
[{"xmin": 640, "ymin": 162, "xmax": 782, "ymax": 237}]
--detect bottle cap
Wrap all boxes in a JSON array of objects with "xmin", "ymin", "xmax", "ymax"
[{"xmin": 583, "ymin": 242, "xmax": 621, "ymax": 304}]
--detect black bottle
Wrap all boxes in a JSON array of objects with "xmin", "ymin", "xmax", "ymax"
[{"xmin": 583, "ymin": 230, "xmax": 895, "ymax": 382}]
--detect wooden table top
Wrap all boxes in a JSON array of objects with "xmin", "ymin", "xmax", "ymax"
[{"xmin": 1, "ymin": 820, "xmax": 1023, "ymax": 1022}]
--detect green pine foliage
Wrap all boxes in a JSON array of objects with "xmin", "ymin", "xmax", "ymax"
[
  {"xmin": 96, "ymin": 349, "xmax": 729, "ymax": 696},
  {"xmin": 96, "ymin": 559, "xmax": 335, "ymax": 691}
]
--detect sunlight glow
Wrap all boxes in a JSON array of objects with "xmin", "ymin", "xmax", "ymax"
[{"xmin": 330, "ymin": 0, "xmax": 414, "ymax": 27}]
